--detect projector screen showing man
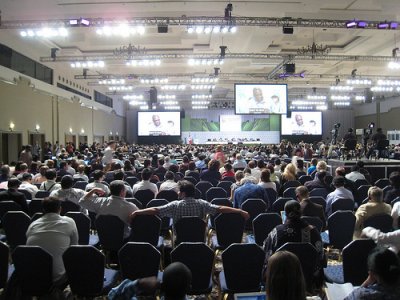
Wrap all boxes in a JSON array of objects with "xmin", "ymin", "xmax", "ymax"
[{"xmin": 148, "ymin": 114, "xmax": 169, "ymax": 136}]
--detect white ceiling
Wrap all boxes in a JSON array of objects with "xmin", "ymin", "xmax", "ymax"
[{"xmin": 1, "ymin": 0, "xmax": 400, "ymax": 109}]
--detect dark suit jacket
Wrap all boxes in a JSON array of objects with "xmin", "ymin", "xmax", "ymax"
[
  {"xmin": 300, "ymin": 199, "xmax": 326, "ymax": 231},
  {"xmin": 0, "ymin": 189, "xmax": 29, "ymax": 213}
]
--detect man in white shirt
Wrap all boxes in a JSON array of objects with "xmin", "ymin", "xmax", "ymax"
[
  {"xmin": 345, "ymin": 165, "xmax": 366, "ymax": 182},
  {"xmin": 159, "ymin": 171, "xmax": 179, "ymax": 193},
  {"xmin": 85, "ymin": 170, "xmax": 110, "ymax": 196},
  {"xmin": 362, "ymin": 227, "xmax": 400, "ymax": 254},
  {"xmin": 26, "ymin": 197, "xmax": 78, "ymax": 285},
  {"xmin": 102, "ymin": 141, "xmax": 116, "ymax": 170},
  {"xmin": 19, "ymin": 173, "xmax": 38, "ymax": 198},
  {"xmin": 132, "ymin": 168, "xmax": 158, "ymax": 197}
]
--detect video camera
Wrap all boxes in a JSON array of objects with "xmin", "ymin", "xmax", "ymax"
[
  {"xmin": 331, "ymin": 123, "xmax": 341, "ymax": 145},
  {"xmin": 364, "ymin": 122, "xmax": 375, "ymax": 137}
]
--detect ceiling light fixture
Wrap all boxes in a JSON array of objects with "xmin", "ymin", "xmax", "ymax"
[
  {"xmin": 126, "ymin": 59, "xmax": 161, "ymax": 67},
  {"xmin": 71, "ymin": 61, "xmax": 105, "ymax": 68},
  {"xmin": 188, "ymin": 59, "xmax": 224, "ymax": 66}
]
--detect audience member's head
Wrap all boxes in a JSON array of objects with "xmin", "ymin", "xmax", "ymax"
[
  {"xmin": 310, "ymin": 158, "xmax": 318, "ymax": 166},
  {"xmin": 260, "ymin": 169, "xmax": 271, "ymax": 183},
  {"xmin": 162, "ymin": 262, "xmax": 192, "ymax": 299},
  {"xmin": 335, "ymin": 166, "xmax": 346, "ymax": 177},
  {"xmin": 42, "ymin": 197, "xmax": 61, "ymax": 214},
  {"xmin": 77, "ymin": 164, "xmax": 86, "ymax": 174},
  {"xmin": 141, "ymin": 168, "xmax": 153, "ymax": 181},
  {"xmin": 265, "ymin": 251, "xmax": 306, "ymax": 300},
  {"xmin": 208, "ymin": 159, "xmax": 220, "ymax": 171},
  {"xmin": 109, "ymin": 180, "xmax": 126, "ymax": 197},
  {"xmin": 284, "ymin": 200, "xmax": 302, "ymax": 221},
  {"xmin": 368, "ymin": 186, "xmax": 383, "ymax": 203},
  {"xmin": 113, "ymin": 169, "xmax": 125, "ymax": 181},
  {"xmin": 93, "ymin": 170, "xmax": 104, "ymax": 181},
  {"xmin": 332, "ymin": 176, "xmax": 345, "ymax": 188},
  {"xmin": 8, "ymin": 177, "xmax": 21, "ymax": 189},
  {"xmin": 367, "ymin": 247, "xmax": 400, "ymax": 286},
  {"xmin": 178, "ymin": 180, "xmax": 195, "ymax": 198},
  {"xmin": 389, "ymin": 171, "xmax": 400, "ymax": 189},
  {"xmin": 164, "ymin": 171, "xmax": 175, "ymax": 181},
  {"xmin": 21, "ymin": 173, "xmax": 32, "ymax": 182},
  {"xmin": 316, "ymin": 161, "xmax": 327, "ymax": 172},
  {"xmin": 316, "ymin": 170, "xmax": 327, "ymax": 182},
  {"xmin": 234, "ymin": 170, "xmax": 244, "ymax": 183},
  {"xmin": 295, "ymin": 185, "xmax": 309, "ymax": 201},
  {"xmin": 45, "ymin": 169, "xmax": 57, "ymax": 180},
  {"xmin": 60, "ymin": 175, "xmax": 74, "ymax": 189}
]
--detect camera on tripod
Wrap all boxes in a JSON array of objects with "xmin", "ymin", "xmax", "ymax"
[
  {"xmin": 331, "ymin": 123, "xmax": 341, "ymax": 145},
  {"xmin": 364, "ymin": 122, "xmax": 375, "ymax": 137}
]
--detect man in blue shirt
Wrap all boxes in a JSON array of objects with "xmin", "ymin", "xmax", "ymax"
[{"xmin": 233, "ymin": 176, "xmax": 269, "ymax": 208}]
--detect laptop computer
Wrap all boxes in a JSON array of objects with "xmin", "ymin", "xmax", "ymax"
[{"xmin": 234, "ymin": 292, "xmax": 267, "ymax": 300}]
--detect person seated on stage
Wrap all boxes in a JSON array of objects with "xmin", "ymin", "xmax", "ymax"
[
  {"xmin": 384, "ymin": 171, "xmax": 400, "ymax": 204},
  {"xmin": 354, "ymin": 186, "xmax": 391, "ymax": 238},
  {"xmin": 344, "ymin": 247, "xmax": 400, "ymax": 300},
  {"xmin": 366, "ymin": 128, "xmax": 387, "ymax": 159},
  {"xmin": 343, "ymin": 128, "xmax": 357, "ymax": 142}
]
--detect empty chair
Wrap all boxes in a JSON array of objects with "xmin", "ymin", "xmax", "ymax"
[
  {"xmin": 130, "ymin": 215, "xmax": 163, "ymax": 248},
  {"xmin": 309, "ymin": 196, "xmax": 327, "ymax": 211},
  {"xmin": 301, "ymin": 216, "xmax": 324, "ymax": 232},
  {"xmin": 299, "ymin": 175, "xmax": 313, "ymax": 185},
  {"xmin": 60, "ymin": 200, "xmax": 80, "ymax": 215},
  {"xmin": 125, "ymin": 176, "xmax": 138, "ymax": 187},
  {"xmin": 63, "ymin": 245, "xmax": 119, "ymax": 297},
  {"xmin": 265, "ymin": 188, "xmax": 277, "ymax": 208},
  {"xmin": 283, "ymin": 187, "xmax": 296, "ymax": 200},
  {"xmin": 174, "ymin": 217, "xmax": 206, "ymax": 246},
  {"xmin": 353, "ymin": 179, "xmax": 370, "ymax": 190},
  {"xmin": 118, "ymin": 242, "xmax": 161, "ymax": 280},
  {"xmin": 134, "ymin": 189, "xmax": 155, "ymax": 207},
  {"xmin": 355, "ymin": 185, "xmax": 372, "ymax": 206},
  {"xmin": 277, "ymin": 242, "xmax": 319, "ymax": 292},
  {"xmin": 0, "ymin": 201, "xmax": 22, "ymax": 219},
  {"xmin": 328, "ymin": 211, "xmax": 356, "ymax": 250},
  {"xmin": 171, "ymin": 243, "xmax": 215, "ymax": 295},
  {"xmin": 206, "ymin": 187, "xmax": 227, "ymax": 202},
  {"xmin": 219, "ymin": 243, "xmax": 265, "ymax": 296},
  {"xmin": 310, "ymin": 188, "xmax": 329, "ymax": 199},
  {"xmin": 250, "ymin": 213, "xmax": 282, "ymax": 246},
  {"xmin": 211, "ymin": 213, "xmax": 245, "ymax": 251},
  {"xmin": 363, "ymin": 214, "xmax": 393, "ymax": 233},
  {"xmin": 208, "ymin": 198, "xmax": 232, "ymax": 234},
  {"xmin": 28, "ymin": 199, "xmax": 43, "ymax": 216},
  {"xmin": 95, "ymin": 215, "xmax": 125, "ymax": 258},
  {"xmin": 65, "ymin": 212, "xmax": 99, "ymax": 246},
  {"xmin": 11, "ymin": 246, "xmax": 53, "ymax": 297},
  {"xmin": 282, "ymin": 180, "xmax": 301, "ymax": 192},
  {"xmin": 2, "ymin": 211, "xmax": 31, "ymax": 248},
  {"xmin": 331, "ymin": 198, "xmax": 355, "ymax": 213},
  {"xmin": 72, "ymin": 181, "xmax": 88, "ymax": 191},
  {"xmin": 374, "ymin": 178, "xmax": 390, "ymax": 189},
  {"xmin": 18, "ymin": 189, "xmax": 32, "ymax": 200},
  {"xmin": 156, "ymin": 190, "xmax": 179, "ymax": 202},
  {"xmin": 271, "ymin": 197, "xmax": 293, "ymax": 214},
  {"xmin": 241, "ymin": 199, "xmax": 267, "ymax": 231},
  {"xmin": 195, "ymin": 181, "xmax": 213, "ymax": 199},
  {"xmin": 217, "ymin": 181, "xmax": 233, "ymax": 195}
]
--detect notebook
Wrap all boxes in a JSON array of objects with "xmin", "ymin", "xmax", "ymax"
[{"xmin": 234, "ymin": 292, "xmax": 267, "ymax": 300}]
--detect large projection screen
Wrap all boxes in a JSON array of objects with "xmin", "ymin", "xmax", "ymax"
[
  {"xmin": 137, "ymin": 111, "xmax": 181, "ymax": 136},
  {"xmin": 281, "ymin": 111, "xmax": 322, "ymax": 135}
]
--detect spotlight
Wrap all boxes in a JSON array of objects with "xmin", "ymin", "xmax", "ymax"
[
  {"xmin": 377, "ymin": 22, "xmax": 390, "ymax": 29},
  {"xmin": 50, "ymin": 48, "xmax": 59, "ymax": 60},
  {"xmin": 69, "ymin": 19, "xmax": 79, "ymax": 26},
  {"xmin": 220, "ymin": 46, "xmax": 227, "ymax": 58},
  {"xmin": 390, "ymin": 22, "xmax": 399, "ymax": 29},
  {"xmin": 357, "ymin": 21, "xmax": 367, "ymax": 28},
  {"xmin": 346, "ymin": 21, "xmax": 357, "ymax": 28}
]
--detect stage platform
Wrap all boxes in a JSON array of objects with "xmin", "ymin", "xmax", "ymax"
[{"xmin": 327, "ymin": 158, "xmax": 400, "ymax": 183}]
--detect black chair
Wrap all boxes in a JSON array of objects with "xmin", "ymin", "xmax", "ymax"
[
  {"xmin": 282, "ymin": 187, "xmax": 296, "ymax": 200},
  {"xmin": 375, "ymin": 139, "xmax": 390, "ymax": 159},
  {"xmin": 73, "ymin": 181, "xmax": 88, "ymax": 190},
  {"xmin": 217, "ymin": 181, "xmax": 233, "ymax": 195},
  {"xmin": 331, "ymin": 198, "xmax": 355, "ymax": 213},
  {"xmin": 125, "ymin": 176, "xmax": 138, "ymax": 187},
  {"xmin": 31, "ymin": 212, "xmax": 43, "ymax": 222},
  {"xmin": 310, "ymin": 188, "xmax": 329, "ymax": 199},
  {"xmin": 265, "ymin": 188, "xmax": 278, "ymax": 208},
  {"xmin": 195, "ymin": 188, "xmax": 202, "ymax": 199},
  {"xmin": 205, "ymin": 187, "xmax": 227, "ymax": 202},
  {"xmin": 95, "ymin": 215, "xmax": 125, "ymax": 261},
  {"xmin": 12, "ymin": 246, "xmax": 53, "ymax": 297},
  {"xmin": 328, "ymin": 211, "xmax": 356, "ymax": 250},
  {"xmin": 186, "ymin": 171, "xmax": 200, "ymax": 182},
  {"xmin": 195, "ymin": 181, "xmax": 213, "ymax": 199},
  {"xmin": 0, "ymin": 242, "xmax": 9, "ymax": 290},
  {"xmin": 134, "ymin": 189, "xmax": 155, "ymax": 207},
  {"xmin": 363, "ymin": 213, "xmax": 393, "ymax": 233},
  {"xmin": 241, "ymin": 198, "xmax": 267, "ymax": 231},
  {"xmin": 118, "ymin": 242, "xmax": 161, "ymax": 281},
  {"xmin": 174, "ymin": 217, "xmax": 206, "ymax": 246},
  {"xmin": 250, "ymin": 213, "xmax": 282, "ymax": 246},
  {"xmin": 18, "ymin": 189, "xmax": 32, "ymax": 200},
  {"xmin": 28, "ymin": 199, "xmax": 43, "ymax": 216},
  {"xmin": 353, "ymin": 179, "xmax": 370, "ymax": 190},
  {"xmin": 211, "ymin": 213, "xmax": 245, "ymax": 252},
  {"xmin": 65, "ymin": 212, "xmax": 99, "ymax": 246},
  {"xmin": 171, "ymin": 242, "xmax": 215, "ymax": 295},
  {"xmin": 130, "ymin": 215, "xmax": 163, "ymax": 248},
  {"xmin": 219, "ymin": 243, "xmax": 264, "ymax": 296},
  {"xmin": 277, "ymin": 242, "xmax": 318, "ymax": 292},
  {"xmin": 271, "ymin": 197, "xmax": 293, "ymax": 214},
  {"xmin": 0, "ymin": 201, "xmax": 22, "ymax": 219},
  {"xmin": 301, "ymin": 216, "xmax": 324, "ymax": 232},
  {"xmin": 391, "ymin": 196, "xmax": 400, "ymax": 207},
  {"xmin": 309, "ymin": 196, "xmax": 327, "ymax": 211},
  {"xmin": 60, "ymin": 200, "xmax": 80, "ymax": 215},
  {"xmin": 282, "ymin": 180, "xmax": 301, "ymax": 192},
  {"xmin": 156, "ymin": 190, "xmax": 179, "ymax": 202},
  {"xmin": 63, "ymin": 245, "xmax": 119, "ymax": 298},
  {"xmin": 147, "ymin": 199, "xmax": 172, "ymax": 237},
  {"xmin": 355, "ymin": 185, "xmax": 371, "ymax": 206},
  {"xmin": 183, "ymin": 176, "xmax": 197, "ymax": 185},
  {"xmin": 34, "ymin": 191, "xmax": 50, "ymax": 199},
  {"xmin": 2, "ymin": 211, "xmax": 31, "ymax": 249},
  {"xmin": 125, "ymin": 197, "xmax": 143, "ymax": 209},
  {"xmin": 222, "ymin": 176, "xmax": 236, "ymax": 183},
  {"xmin": 383, "ymin": 185, "xmax": 392, "ymax": 199},
  {"xmin": 374, "ymin": 178, "xmax": 390, "ymax": 189},
  {"xmin": 299, "ymin": 175, "xmax": 313, "ymax": 185}
]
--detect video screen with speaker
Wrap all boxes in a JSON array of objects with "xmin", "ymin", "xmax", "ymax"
[
  {"xmin": 235, "ymin": 83, "xmax": 287, "ymax": 115},
  {"xmin": 137, "ymin": 111, "xmax": 181, "ymax": 136},
  {"xmin": 281, "ymin": 111, "xmax": 322, "ymax": 135}
]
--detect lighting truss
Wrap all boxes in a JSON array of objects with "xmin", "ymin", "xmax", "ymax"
[{"xmin": 71, "ymin": 61, "xmax": 105, "ymax": 68}]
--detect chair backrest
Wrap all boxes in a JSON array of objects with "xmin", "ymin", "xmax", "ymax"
[
  {"xmin": 309, "ymin": 196, "xmax": 326, "ymax": 211},
  {"xmin": 31, "ymin": 212, "xmax": 43, "ymax": 222},
  {"xmin": 134, "ymin": 189, "xmax": 155, "ymax": 207},
  {"xmin": 12, "ymin": 246, "xmax": 53, "ymax": 296},
  {"xmin": 171, "ymin": 242, "xmax": 215, "ymax": 295},
  {"xmin": 34, "ymin": 191, "xmax": 50, "ymax": 199},
  {"xmin": 277, "ymin": 242, "xmax": 318, "ymax": 292},
  {"xmin": 217, "ymin": 181, "xmax": 233, "ymax": 195},
  {"xmin": 2, "ymin": 211, "xmax": 31, "ymax": 248},
  {"xmin": 301, "ymin": 216, "xmax": 323, "ymax": 232},
  {"xmin": 353, "ymin": 179, "xmax": 370, "ymax": 190},
  {"xmin": 174, "ymin": 217, "xmax": 206, "ymax": 245},
  {"xmin": 252, "ymin": 213, "xmax": 282, "ymax": 246},
  {"xmin": 221, "ymin": 243, "xmax": 264, "ymax": 293},
  {"xmin": 209, "ymin": 198, "xmax": 232, "ymax": 229},
  {"xmin": 195, "ymin": 188, "xmax": 202, "ymax": 199},
  {"xmin": 331, "ymin": 198, "xmax": 354, "ymax": 213},
  {"xmin": 125, "ymin": 176, "xmax": 138, "ymax": 187},
  {"xmin": 95, "ymin": 215, "xmax": 125, "ymax": 252},
  {"xmin": 130, "ymin": 215, "xmax": 161, "ymax": 247},
  {"xmin": 118, "ymin": 242, "xmax": 161, "ymax": 280},
  {"xmin": 63, "ymin": 245, "xmax": 105, "ymax": 297},
  {"xmin": 265, "ymin": 188, "xmax": 277, "ymax": 207},
  {"xmin": 342, "ymin": 239, "xmax": 376, "ymax": 286},
  {"xmin": 125, "ymin": 197, "xmax": 143, "ymax": 209},
  {"xmin": 222, "ymin": 176, "xmax": 236, "ymax": 183},
  {"xmin": 374, "ymin": 178, "xmax": 390, "ymax": 189},
  {"xmin": 271, "ymin": 197, "xmax": 293, "ymax": 213},
  {"xmin": 299, "ymin": 175, "xmax": 313, "ymax": 185},
  {"xmin": 282, "ymin": 180, "xmax": 301, "ymax": 191},
  {"xmin": 65, "ymin": 212, "xmax": 91, "ymax": 245},
  {"xmin": 195, "ymin": 181, "xmax": 214, "ymax": 199},
  {"xmin": 73, "ymin": 181, "xmax": 88, "ymax": 190},
  {"xmin": 186, "ymin": 171, "xmax": 200, "ymax": 182},
  {"xmin": 391, "ymin": 196, "xmax": 400, "ymax": 207},
  {"xmin": 206, "ymin": 187, "xmax": 227, "ymax": 202},
  {"xmin": 241, "ymin": 199, "xmax": 267, "ymax": 230},
  {"xmin": 309, "ymin": 188, "xmax": 329, "ymax": 199},
  {"xmin": 328, "ymin": 211, "xmax": 356, "ymax": 250},
  {"xmin": 282, "ymin": 187, "xmax": 296, "ymax": 200},
  {"xmin": 156, "ymin": 190, "xmax": 179, "ymax": 202},
  {"xmin": 0, "ymin": 242, "xmax": 9, "ymax": 289},
  {"xmin": 18, "ymin": 189, "xmax": 32, "ymax": 200},
  {"xmin": 60, "ymin": 200, "xmax": 81, "ymax": 216},
  {"xmin": 355, "ymin": 185, "xmax": 372, "ymax": 205},
  {"xmin": 28, "ymin": 199, "xmax": 43, "ymax": 216},
  {"xmin": 183, "ymin": 176, "xmax": 198, "ymax": 185},
  {"xmin": 0, "ymin": 201, "xmax": 22, "ymax": 219},
  {"xmin": 215, "ymin": 213, "xmax": 245, "ymax": 249},
  {"xmin": 363, "ymin": 213, "xmax": 393, "ymax": 233}
]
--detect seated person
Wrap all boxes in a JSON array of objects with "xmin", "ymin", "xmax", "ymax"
[{"xmin": 384, "ymin": 171, "xmax": 400, "ymax": 204}]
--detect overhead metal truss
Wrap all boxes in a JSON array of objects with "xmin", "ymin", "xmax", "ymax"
[{"xmin": 2, "ymin": 16, "xmax": 398, "ymax": 30}]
